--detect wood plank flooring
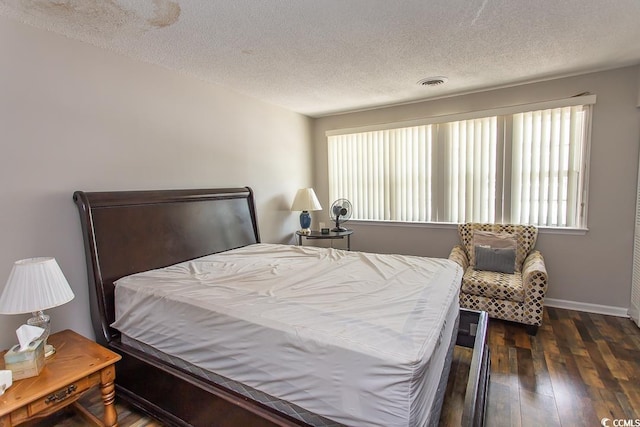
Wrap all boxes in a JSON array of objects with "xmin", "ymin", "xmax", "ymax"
[
  {"xmin": 23, "ymin": 307, "xmax": 640, "ymax": 427},
  {"xmin": 442, "ymin": 307, "xmax": 640, "ymax": 427}
]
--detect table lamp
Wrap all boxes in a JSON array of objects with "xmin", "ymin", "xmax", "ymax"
[
  {"xmin": 291, "ymin": 188, "xmax": 322, "ymax": 234},
  {"xmin": 0, "ymin": 257, "xmax": 75, "ymax": 357}
]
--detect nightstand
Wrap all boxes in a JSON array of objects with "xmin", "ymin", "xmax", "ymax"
[
  {"xmin": 0, "ymin": 329, "xmax": 121, "ymax": 427},
  {"xmin": 296, "ymin": 229, "xmax": 353, "ymax": 250}
]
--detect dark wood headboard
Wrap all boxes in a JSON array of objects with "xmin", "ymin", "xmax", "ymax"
[{"xmin": 73, "ymin": 187, "xmax": 260, "ymax": 345}]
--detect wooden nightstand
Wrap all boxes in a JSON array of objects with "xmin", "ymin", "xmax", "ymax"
[
  {"xmin": 0, "ymin": 329, "xmax": 121, "ymax": 427},
  {"xmin": 296, "ymin": 229, "xmax": 353, "ymax": 250}
]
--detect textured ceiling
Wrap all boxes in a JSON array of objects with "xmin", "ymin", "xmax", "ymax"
[{"xmin": 2, "ymin": 0, "xmax": 640, "ymax": 117}]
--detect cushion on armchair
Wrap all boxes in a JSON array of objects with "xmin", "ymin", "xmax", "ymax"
[
  {"xmin": 474, "ymin": 245, "xmax": 516, "ymax": 273},
  {"xmin": 471, "ymin": 230, "xmax": 517, "ymax": 273},
  {"xmin": 459, "ymin": 224, "xmax": 538, "ymax": 273},
  {"xmin": 462, "ymin": 268, "xmax": 525, "ymax": 302}
]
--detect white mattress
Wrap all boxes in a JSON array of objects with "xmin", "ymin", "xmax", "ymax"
[{"xmin": 111, "ymin": 243, "xmax": 462, "ymax": 427}]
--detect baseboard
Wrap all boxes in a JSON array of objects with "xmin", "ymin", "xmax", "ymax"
[
  {"xmin": 629, "ymin": 303, "xmax": 640, "ymax": 326},
  {"xmin": 544, "ymin": 298, "xmax": 629, "ymax": 318}
]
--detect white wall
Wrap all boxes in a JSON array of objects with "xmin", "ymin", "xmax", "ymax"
[
  {"xmin": 0, "ymin": 16, "xmax": 313, "ymax": 349},
  {"xmin": 314, "ymin": 66, "xmax": 640, "ymax": 313}
]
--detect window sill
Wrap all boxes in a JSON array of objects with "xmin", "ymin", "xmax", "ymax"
[{"xmin": 349, "ymin": 220, "xmax": 588, "ymax": 235}]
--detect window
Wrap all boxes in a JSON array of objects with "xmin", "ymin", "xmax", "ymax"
[{"xmin": 327, "ymin": 95, "xmax": 594, "ymax": 228}]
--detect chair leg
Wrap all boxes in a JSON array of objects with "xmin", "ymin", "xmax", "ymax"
[{"xmin": 525, "ymin": 324, "xmax": 539, "ymax": 336}]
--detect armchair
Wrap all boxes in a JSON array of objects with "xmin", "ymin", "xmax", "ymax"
[{"xmin": 449, "ymin": 223, "xmax": 548, "ymax": 335}]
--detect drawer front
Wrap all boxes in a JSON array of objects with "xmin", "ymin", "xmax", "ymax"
[
  {"xmin": 31, "ymin": 377, "xmax": 92, "ymax": 414},
  {"xmin": 10, "ymin": 377, "xmax": 92, "ymax": 424}
]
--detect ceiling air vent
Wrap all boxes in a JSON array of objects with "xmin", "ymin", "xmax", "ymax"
[{"xmin": 417, "ymin": 76, "xmax": 448, "ymax": 87}]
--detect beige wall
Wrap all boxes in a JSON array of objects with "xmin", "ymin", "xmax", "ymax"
[
  {"xmin": 314, "ymin": 66, "xmax": 640, "ymax": 312},
  {"xmin": 0, "ymin": 16, "xmax": 313, "ymax": 349},
  {"xmin": 1, "ymin": 17, "xmax": 638, "ymax": 351}
]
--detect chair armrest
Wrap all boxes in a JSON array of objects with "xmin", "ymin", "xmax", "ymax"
[
  {"xmin": 449, "ymin": 245, "xmax": 469, "ymax": 271},
  {"xmin": 522, "ymin": 250, "xmax": 548, "ymax": 326}
]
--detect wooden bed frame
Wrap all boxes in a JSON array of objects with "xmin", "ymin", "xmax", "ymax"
[{"xmin": 73, "ymin": 187, "xmax": 489, "ymax": 427}]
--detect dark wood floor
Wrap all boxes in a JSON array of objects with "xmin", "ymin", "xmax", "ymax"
[
  {"xmin": 27, "ymin": 307, "xmax": 640, "ymax": 427},
  {"xmin": 442, "ymin": 307, "xmax": 640, "ymax": 426}
]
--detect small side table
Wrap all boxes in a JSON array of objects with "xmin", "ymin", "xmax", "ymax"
[
  {"xmin": 296, "ymin": 229, "xmax": 353, "ymax": 251},
  {"xmin": 0, "ymin": 329, "xmax": 122, "ymax": 427}
]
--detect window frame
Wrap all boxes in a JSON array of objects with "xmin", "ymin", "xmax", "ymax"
[{"xmin": 326, "ymin": 94, "xmax": 595, "ymax": 230}]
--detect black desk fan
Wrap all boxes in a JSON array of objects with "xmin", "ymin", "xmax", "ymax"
[{"xmin": 330, "ymin": 199, "xmax": 352, "ymax": 232}]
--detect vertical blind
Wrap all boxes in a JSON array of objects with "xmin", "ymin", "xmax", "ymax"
[
  {"xmin": 328, "ymin": 99, "xmax": 593, "ymax": 228},
  {"xmin": 510, "ymin": 106, "xmax": 589, "ymax": 227},
  {"xmin": 329, "ymin": 125, "xmax": 435, "ymax": 222},
  {"xmin": 444, "ymin": 117, "xmax": 498, "ymax": 224}
]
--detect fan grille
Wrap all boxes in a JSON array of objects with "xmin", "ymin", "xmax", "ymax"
[{"xmin": 330, "ymin": 199, "xmax": 352, "ymax": 231}]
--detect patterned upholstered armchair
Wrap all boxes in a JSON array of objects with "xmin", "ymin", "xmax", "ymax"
[{"xmin": 449, "ymin": 223, "xmax": 548, "ymax": 335}]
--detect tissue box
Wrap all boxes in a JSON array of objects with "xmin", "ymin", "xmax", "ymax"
[{"xmin": 3, "ymin": 339, "xmax": 45, "ymax": 380}]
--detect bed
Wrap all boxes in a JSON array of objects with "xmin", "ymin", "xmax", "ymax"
[{"xmin": 73, "ymin": 187, "xmax": 489, "ymax": 427}]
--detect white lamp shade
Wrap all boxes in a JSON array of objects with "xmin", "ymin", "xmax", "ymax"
[
  {"xmin": 0, "ymin": 257, "xmax": 75, "ymax": 314},
  {"xmin": 291, "ymin": 188, "xmax": 322, "ymax": 211}
]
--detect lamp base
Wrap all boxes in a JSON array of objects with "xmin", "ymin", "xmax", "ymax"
[
  {"xmin": 27, "ymin": 311, "xmax": 55, "ymax": 358},
  {"xmin": 299, "ymin": 210, "xmax": 312, "ymax": 234}
]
